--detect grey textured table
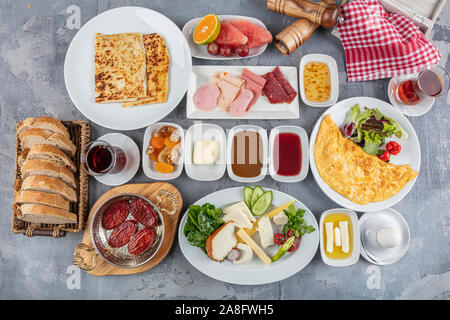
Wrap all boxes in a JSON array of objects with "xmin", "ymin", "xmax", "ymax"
[{"xmin": 0, "ymin": 0, "xmax": 449, "ymax": 300}]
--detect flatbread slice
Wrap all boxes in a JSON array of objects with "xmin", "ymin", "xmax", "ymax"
[
  {"xmin": 314, "ymin": 115, "xmax": 418, "ymax": 205},
  {"xmin": 122, "ymin": 33, "xmax": 170, "ymax": 107},
  {"xmin": 95, "ymin": 32, "xmax": 147, "ymax": 103}
]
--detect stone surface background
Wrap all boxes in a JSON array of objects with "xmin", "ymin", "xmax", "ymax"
[{"xmin": 0, "ymin": 0, "xmax": 448, "ymax": 299}]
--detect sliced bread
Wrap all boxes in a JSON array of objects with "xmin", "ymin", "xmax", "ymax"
[
  {"xmin": 18, "ymin": 117, "xmax": 70, "ymax": 140},
  {"xmin": 20, "ymin": 175, "xmax": 77, "ymax": 202},
  {"xmin": 20, "ymin": 128, "xmax": 76, "ymax": 157},
  {"xmin": 25, "ymin": 144, "xmax": 77, "ymax": 172},
  {"xmin": 16, "ymin": 203, "xmax": 77, "ymax": 224},
  {"xmin": 21, "ymin": 159, "xmax": 76, "ymax": 189},
  {"xmin": 17, "ymin": 148, "xmax": 30, "ymax": 168},
  {"xmin": 15, "ymin": 190, "xmax": 70, "ymax": 211}
]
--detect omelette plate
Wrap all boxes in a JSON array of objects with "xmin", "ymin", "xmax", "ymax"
[{"xmin": 309, "ymin": 97, "xmax": 421, "ymax": 212}]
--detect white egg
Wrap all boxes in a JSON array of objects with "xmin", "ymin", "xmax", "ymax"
[{"xmin": 376, "ymin": 226, "xmax": 401, "ymax": 248}]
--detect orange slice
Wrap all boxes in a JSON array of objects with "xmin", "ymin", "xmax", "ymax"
[{"xmin": 193, "ymin": 14, "xmax": 221, "ymax": 45}]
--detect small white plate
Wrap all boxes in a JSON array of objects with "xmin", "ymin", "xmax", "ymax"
[
  {"xmin": 184, "ymin": 123, "xmax": 226, "ymax": 181},
  {"xmin": 359, "ymin": 208, "xmax": 410, "ymax": 265},
  {"xmin": 309, "ymin": 97, "xmax": 421, "ymax": 212},
  {"xmin": 299, "ymin": 54, "xmax": 339, "ymax": 107},
  {"xmin": 226, "ymin": 125, "xmax": 268, "ymax": 183},
  {"xmin": 142, "ymin": 122, "xmax": 184, "ymax": 181},
  {"xmin": 182, "ymin": 15, "xmax": 268, "ymax": 60},
  {"xmin": 269, "ymin": 126, "xmax": 309, "ymax": 183},
  {"xmin": 187, "ymin": 66, "xmax": 300, "ymax": 119},
  {"xmin": 94, "ymin": 133, "xmax": 140, "ymax": 186},
  {"xmin": 388, "ymin": 75, "xmax": 435, "ymax": 117},
  {"xmin": 64, "ymin": 6, "xmax": 192, "ymax": 130},
  {"xmin": 319, "ymin": 208, "xmax": 360, "ymax": 267}
]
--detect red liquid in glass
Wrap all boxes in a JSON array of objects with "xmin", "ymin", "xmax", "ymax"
[
  {"xmin": 273, "ymin": 132, "xmax": 302, "ymax": 176},
  {"xmin": 396, "ymin": 70, "xmax": 443, "ymax": 105},
  {"xmin": 87, "ymin": 145, "xmax": 113, "ymax": 173}
]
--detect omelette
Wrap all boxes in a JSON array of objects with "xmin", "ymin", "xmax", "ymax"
[
  {"xmin": 122, "ymin": 33, "xmax": 170, "ymax": 107},
  {"xmin": 94, "ymin": 33, "xmax": 147, "ymax": 103},
  {"xmin": 314, "ymin": 115, "xmax": 418, "ymax": 205}
]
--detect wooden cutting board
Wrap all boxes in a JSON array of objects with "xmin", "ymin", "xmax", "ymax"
[{"xmin": 73, "ymin": 183, "xmax": 183, "ymax": 276}]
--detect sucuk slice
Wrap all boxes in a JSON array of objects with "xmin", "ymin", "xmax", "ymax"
[
  {"xmin": 108, "ymin": 220, "xmax": 138, "ymax": 248},
  {"xmin": 271, "ymin": 66, "xmax": 297, "ymax": 103},
  {"xmin": 193, "ymin": 84, "xmax": 220, "ymax": 111},
  {"xmin": 128, "ymin": 228, "xmax": 155, "ymax": 256},
  {"xmin": 215, "ymin": 22, "xmax": 248, "ymax": 47},
  {"xmin": 101, "ymin": 200, "xmax": 129, "ymax": 230},
  {"xmin": 129, "ymin": 199, "xmax": 159, "ymax": 228}
]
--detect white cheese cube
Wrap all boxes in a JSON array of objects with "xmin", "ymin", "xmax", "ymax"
[
  {"xmin": 325, "ymin": 222, "xmax": 334, "ymax": 253},
  {"xmin": 257, "ymin": 216, "xmax": 274, "ymax": 248},
  {"xmin": 339, "ymin": 221, "xmax": 350, "ymax": 253},
  {"xmin": 192, "ymin": 140, "xmax": 220, "ymax": 165},
  {"xmin": 334, "ymin": 227, "xmax": 341, "ymax": 247}
]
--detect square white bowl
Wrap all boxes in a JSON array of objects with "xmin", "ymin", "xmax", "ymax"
[
  {"xmin": 299, "ymin": 54, "xmax": 339, "ymax": 107},
  {"xmin": 226, "ymin": 125, "xmax": 268, "ymax": 183},
  {"xmin": 142, "ymin": 122, "xmax": 184, "ymax": 180},
  {"xmin": 319, "ymin": 208, "xmax": 360, "ymax": 267},
  {"xmin": 268, "ymin": 126, "xmax": 309, "ymax": 183},
  {"xmin": 184, "ymin": 123, "xmax": 226, "ymax": 181}
]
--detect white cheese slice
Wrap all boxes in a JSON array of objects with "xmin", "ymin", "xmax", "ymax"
[
  {"xmin": 236, "ymin": 228, "xmax": 271, "ymax": 265},
  {"xmin": 334, "ymin": 227, "xmax": 341, "ymax": 247},
  {"xmin": 192, "ymin": 140, "xmax": 220, "ymax": 165},
  {"xmin": 257, "ymin": 216, "xmax": 274, "ymax": 248},
  {"xmin": 273, "ymin": 212, "xmax": 288, "ymax": 226},
  {"xmin": 223, "ymin": 201, "xmax": 256, "ymax": 223},
  {"xmin": 325, "ymin": 222, "xmax": 334, "ymax": 253},
  {"xmin": 339, "ymin": 221, "xmax": 350, "ymax": 253},
  {"xmin": 222, "ymin": 208, "xmax": 253, "ymax": 229}
]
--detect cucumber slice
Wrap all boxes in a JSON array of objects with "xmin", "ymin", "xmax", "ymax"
[
  {"xmin": 250, "ymin": 186, "xmax": 264, "ymax": 208},
  {"xmin": 243, "ymin": 187, "xmax": 253, "ymax": 208},
  {"xmin": 251, "ymin": 191, "xmax": 273, "ymax": 216}
]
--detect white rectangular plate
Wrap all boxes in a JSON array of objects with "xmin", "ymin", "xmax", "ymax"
[{"xmin": 186, "ymin": 65, "xmax": 300, "ymax": 119}]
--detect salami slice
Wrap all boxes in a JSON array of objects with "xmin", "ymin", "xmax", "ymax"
[
  {"xmin": 129, "ymin": 199, "xmax": 159, "ymax": 227},
  {"xmin": 101, "ymin": 200, "xmax": 129, "ymax": 230},
  {"xmin": 108, "ymin": 220, "xmax": 138, "ymax": 248},
  {"xmin": 128, "ymin": 228, "xmax": 155, "ymax": 256}
]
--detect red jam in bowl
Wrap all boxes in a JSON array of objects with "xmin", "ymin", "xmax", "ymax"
[{"xmin": 273, "ymin": 132, "xmax": 302, "ymax": 176}]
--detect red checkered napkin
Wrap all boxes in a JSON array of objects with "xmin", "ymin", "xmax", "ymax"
[{"xmin": 337, "ymin": 0, "xmax": 441, "ymax": 82}]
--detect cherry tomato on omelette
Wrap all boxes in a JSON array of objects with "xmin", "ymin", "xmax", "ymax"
[
  {"xmin": 386, "ymin": 141, "xmax": 402, "ymax": 155},
  {"xmin": 378, "ymin": 151, "xmax": 390, "ymax": 162}
]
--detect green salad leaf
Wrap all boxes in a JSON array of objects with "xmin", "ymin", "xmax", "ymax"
[
  {"xmin": 282, "ymin": 204, "xmax": 315, "ymax": 238},
  {"xmin": 184, "ymin": 203, "xmax": 224, "ymax": 249}
]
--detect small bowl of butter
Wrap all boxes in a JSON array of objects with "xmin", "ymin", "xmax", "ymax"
[{"xmin": 319, "ymin": 208, "xmax": 360, "ymax": 267}]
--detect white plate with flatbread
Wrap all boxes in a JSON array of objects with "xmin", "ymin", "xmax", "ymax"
[
  {"xmin": 64, "ymin": 7, "xmax": 192, "ymax": 130},
  {"xmin": 309, "ymin": 97, "xmax": 421, "ymax": 212}
]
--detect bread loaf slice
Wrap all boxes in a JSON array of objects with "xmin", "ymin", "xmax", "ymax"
[
  {"xmin": 21, "ymin": 159, "xmax": 76, "ymax": 189},
  {"xmin": 20, "ymin": 128, "xmax": 76, "ymax": 157},
  {"xmin": 25, "ymin": 144, "xmax": 76, "ymax": 172},
  {"xmin": 18, "ymin": 117, "xmax": 70, "ymax": 140},
  {"xmin": 20, "ymin": 175, "xmax": 77, "ymax": 202},
  {"xmin": 15, "ymin": 190, "xmax": 70, "ymax": 211},
  {"xmin": 16, "ymin": 203, "xmax": 77, "ymax": 224},
  {"xmin": 17, "ymin": 148, "xmax": 30, "ymax": 168}
]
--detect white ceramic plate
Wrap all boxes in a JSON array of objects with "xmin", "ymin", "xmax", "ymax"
[
  {"xmin": 184, "ymin": 123, "xmax": 226, "ymax": 181},
  {"xmin": 182, "ymin": 15, "xmax": 268, "ymax": 60},
  {"xmin": 309, "ymin": 97, "xmax": 421, "ymax": 212},
  {"xmin": 226, "ymin": 125, "xmax": 268, "ymax": 183},
  {"xmin": 269, "ymin": 125, "xmax": 309, "ymax": 183},
  {"xmin": 299, "ymin": 54, "xmax": 339, "ymax": 107},
  {"xmin": 142, "ymin": 122, "xmax": 184, "ymax": 181},
  {"xmin": 64, "ymin": 7, "xmax": 192, "ymax": 130},
  {"xmin": 178, "ymin": 187, "xmax": 319, "ymax": 285},
  {"xmin": 186, "ymin": 66, "xmax": 300, "ymax": 119}
]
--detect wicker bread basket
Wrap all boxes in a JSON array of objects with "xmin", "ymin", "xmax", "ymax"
[{"xmin": 12, "ymin": 120, "xmax": 90, "ymax": 238}]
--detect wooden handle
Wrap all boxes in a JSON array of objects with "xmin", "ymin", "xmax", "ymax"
[{"xmin": 274, "ymin": 19, "xmax": 319, "ymax": 55}]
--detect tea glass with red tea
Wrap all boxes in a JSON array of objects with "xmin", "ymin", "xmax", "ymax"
[
  {"xmin": 393, "ymin": 66, "xmax": 449, "ymax": 106},
  {"xmin": 81, "ymin": 140, "xmax": 127, "ymax": 176}
]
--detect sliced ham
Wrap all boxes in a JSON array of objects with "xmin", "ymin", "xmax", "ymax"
[
  {"xmin": 193, "ymin": 84, "xmax": 220, "ymax": 111},
  {"xmin": 229, "ymin": 88, "xmax": 254, "ymax": 117},
  {"xmin": 211, "ymin": 72, "xmax": 244, "ymax": 112},
  {"xmin": 241, "ymin": 68, "xmax": 266, "ymax": 111}
]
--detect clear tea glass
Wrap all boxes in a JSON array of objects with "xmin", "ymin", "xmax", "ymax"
[
  {"xmin": 81, "ymin": 140, "xmax": 127, "ymax": 176},
  {"xmin": 393, "ymin": 66, "xmax": 449, "ymax": 106}
]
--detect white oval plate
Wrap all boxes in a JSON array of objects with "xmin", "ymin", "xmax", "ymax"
[
  {"xmin": 142, "ymin": 122, "xmax": 184, "ymax": 181},
  {"xmin": 178, "ymin": 187, "xmax": 319, "ymax": 285},
  {"xmin": 184, "ymin": 123, "xmax": 226, "ymax": 181},
  {"xmin": 309, "ymin": 97, "xmax": 421, "ymax": 212},
  {"xmin": 64, "ymin": 7, "xmax": 192, "ymax": 130},
  {"xmin": 299, "ymin": 54, "xmax": 339, "ymax": 107},
  {"xmin": 182, "ymin": 15, "xmax": 269, "ymax": 60}
]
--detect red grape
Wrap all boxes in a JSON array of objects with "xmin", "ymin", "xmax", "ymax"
[
  {"xmin": 219, "ymin": 45, "xmax": 233, "ymax": 57},
  {"xmin": 234, "ymin": 44, "xmax": 249, "ymax": 57},
  {"xmin": 207, "ymin": 42, "xmax": 219, "ymax": 55}
]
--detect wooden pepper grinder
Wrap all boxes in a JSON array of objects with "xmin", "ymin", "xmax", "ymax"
[
  {"xmin": 271, "ymin": 0, "xmax": 339, "ymax": 55},
  {"xmin": 267, "ymin": 0, "xmax": 341, "ymax": 29}
]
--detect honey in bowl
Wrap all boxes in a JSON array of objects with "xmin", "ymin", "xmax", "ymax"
[
  {"xmin": 323, "ymin": 213, "xmax": 353, "ymax": 259},
  {"xmin": 304, "ymin": 62, "xmax": 331, "ymax": 103}
]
